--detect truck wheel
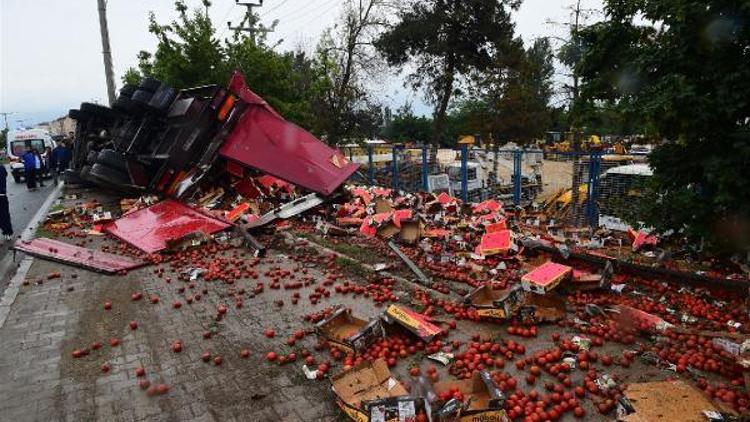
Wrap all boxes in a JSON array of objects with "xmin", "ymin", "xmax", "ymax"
[
  {"xmin": 87, "ymin": 163, "xmax": 131, "ymax": 186},
  {"xmin": 148, "ymin": 85, "xmax": 177, "ymax": 113},
  {"xmin": 80, "ymin": 165, "xmax": 91, "ymax": 180},
  {"xmin": 96, "ymin": 149, "xmax": 128, "ymax": 172},
  {"xmin": 138, "ymin": 77, "xmax": 161, "ymax": 93},
  {"xmin": 86, "ymin": 150, "xmax": 99, "ymax": 165},
  {"xmin": 113, "ymin": 95, "xmax": 136, "ymax": 114},
  {"xmin": 80, "ymin": 102, "xmax": 115, "ymax": 119},
  {"xmin": 119, "ymin": 85, "xmax": 137, "ymax": 98},
  {"xmin": 12, "ymin": 173, "xmax": 21, "ymax": 183},
  {"xmin": 68, "ymin": 109, "xmax": 83, "ymax": 120},
  {"xmin": 131, "ymin": 90, "xmax": 154, "ymax": 107}
]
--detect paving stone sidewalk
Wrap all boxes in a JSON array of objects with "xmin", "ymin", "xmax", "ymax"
[{"xmin": 0, "ymin": 188, "xmax": 354, "ymax": 422}]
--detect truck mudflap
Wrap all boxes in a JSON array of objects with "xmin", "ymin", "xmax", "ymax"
[{"xmin": 219, "ymin": 72, "xmax": 359, "ymax": 196}]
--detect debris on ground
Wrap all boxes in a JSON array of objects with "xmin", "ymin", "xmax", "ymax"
[
  {"xmin": 14, "ymin": 237, "xmax": 145, "ymax": 274},
  {"xmin": 12, "ymin": 73, "xmax": 750, "ymax": 421}
]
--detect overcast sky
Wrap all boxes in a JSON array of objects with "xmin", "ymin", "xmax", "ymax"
[{"xmin": 0, "ymin": 0, "xmax": 602, "ymax": 130}]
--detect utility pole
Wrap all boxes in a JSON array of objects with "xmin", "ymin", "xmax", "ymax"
[
  {"xmin": 97, "ymin": 0, "xmax": 117, "ymax": 106},
  {"xmin": 570, "ymin": 0, "xmax": 583, "ymax": 226},
  {"xmin": 227, "ymin": 0, "xmax": 272, "ymax": 44}
]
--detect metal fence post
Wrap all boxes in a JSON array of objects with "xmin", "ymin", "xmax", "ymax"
[
  {"xmin": 421, "ymin": 145, "xmax": 429, "ymax": 191},
  {"xmin": 391, "ymin": 146, "xmax": 400, "ymax": 191},
  {"xmin": 586, "ymin": 152, "xmax": 602, "ymax": 228},
  {"xmin": 367, "ymin": 145, "xmax": 374, "ymax": 185},
  {"xmin": 460, "ymin": 144, "xmax": 468, "ymax": 202},
  {"xmin": 513, "ymin": 150, "xmax": 522, "ymax": 205}
]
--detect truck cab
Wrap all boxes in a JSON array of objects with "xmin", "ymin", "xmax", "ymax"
[{"xmin": 6, "ymin": 129, "xmax": 55, "ymax": 183}]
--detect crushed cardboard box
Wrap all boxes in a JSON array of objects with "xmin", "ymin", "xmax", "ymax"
[
  {"xmin": 617, "ymin": 380, "xmax": 722, "ymax": 422},
  {"xmin": 464, "ymin": 285, "xmax": 525, "ymax": 320},
  {"xmin": 316, "ymin": 307, "xmax": 385, "ymax": 354},
  {"xmin": 332, "ymin": 358, "xmax": 423, "ymax": 422},
  {"xmin": 383, "ymin": 304, "xmax": 445, "ymax": 342},
  {"xmin": 432, "ymin": 371, "xmax": 510, "ymax": 422}
]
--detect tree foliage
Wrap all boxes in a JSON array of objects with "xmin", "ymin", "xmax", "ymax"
[
  {"xmin": 374, "ymin": 0, "xmax": 522, "ymax": 146},
  {"xmin": 576, "ymin": 0, "xmax": 750, "ymax": 251},
  {"xmin": 466, "ymin": 38, "xmax": 555, "ymax": 144},
  {"xmin": 120, "ymin": 1, "xmax": 321, "ymax": 132},
  {"xmin": 312, "ymin": 0, "xmax": 387, "ymax": 143}
]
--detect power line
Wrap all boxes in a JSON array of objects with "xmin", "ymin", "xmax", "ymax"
[
  {"xmin": 270, "ymin": 0, "xmax": 331, "ymax": 24},
  {"xmin": 260, "ymin": 0, "xmax": 290, "ymax": 17},
  {"xmin": 277, "ymin": 0, "xmax": 340, "ymax": 39}
]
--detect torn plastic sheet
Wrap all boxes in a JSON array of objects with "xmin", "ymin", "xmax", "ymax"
[
  {"xmin": 105, "ymin": 200, "xmax": 232, "ymax": 254},
  {"xmin": 14, "ymin": 237, "xmax": 146, "ymax": 274}
]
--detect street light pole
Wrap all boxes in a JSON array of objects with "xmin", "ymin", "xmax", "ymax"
[{"xmin": 97, "ymin": 0, "xmax": 117, "ymax": 106}]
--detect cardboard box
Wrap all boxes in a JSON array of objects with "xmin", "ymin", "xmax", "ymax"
[
  {"xmin": 364, "ymin": 396, "xmax": 429, "ymax": 422},
  {"xmin": 433, "ymin": 371, "xmax": 510, "ymax": 422},
  {"xmin": 518, "ymin": 293, "xmax": 566, "ymax": 324},
  {"xmin": 617, "ymin": 380, "xmax": 721, "ymax": 422},
  {"xmin": 331, "ymin": 359, "xmax": 410, "ymax": 422},
  {"xmin": 377, "ymin": 222, "xmax": 401, "ymax": 240},
  {"xmin": 521, "ymin": 261, "xmax": 572, "ymax": 294},
  {"xmin": 399, "ymin": 219, "xmax": 422, "ymax": 245},
  {"xmin": 478, "ymin": 230, "xmax": 513, "ymax": 256},
  {"xmin": 316, "ymin": 307, "xmax": 384, "ymax": 354},
  {"xmin": 464, "ymin": 285, "xmax": 525, "ymax": 320},
  {"xmin": 383, "ymin": 304, "xmax": 445, "ymax": 342}
]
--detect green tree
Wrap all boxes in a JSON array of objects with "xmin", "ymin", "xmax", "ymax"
[
  {"xmin": 136, "ymin": 0, "xmax": 226, "ymax": 88},
  {"xmin": 312, "ymin": 0, "xmax": 387, "ymax": 144},
  {"xmin": 470, "ymin": 38, "xmax": 555, "ymax": 144},
  {"xmin": 576, "ymin": 0, "xmax": 750, "ymax": 251},
  {"xmin": 120, "ymin": 1, "xmax": 321, "ymax": 130},
  {"xmin": 381, "ymin": 103, "xmax": 435, "ymax": 143},
  {"xmin": 374, "ymin": 0, "xmax": 521, "ymax": 148}
]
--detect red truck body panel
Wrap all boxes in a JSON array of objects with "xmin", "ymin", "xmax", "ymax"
[{"xmin": 219, "ymin": 72, "xmax": 359, "ymax": 196}]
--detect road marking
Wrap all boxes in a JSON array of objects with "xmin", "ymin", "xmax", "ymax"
[{"xmin": 0, "ymin": 183, "xmax": 63, "ymax": 330}]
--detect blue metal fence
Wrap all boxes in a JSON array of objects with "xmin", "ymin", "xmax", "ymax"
[{"xmin": 346, "ymin": 144, "xmax": 639, "ymax": 228}]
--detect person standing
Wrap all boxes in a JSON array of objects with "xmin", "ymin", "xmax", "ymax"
[
  {"xmin": 51, "ymin": 140, "xmax": 71, "ymax": 185},
  {"xmin": 0, "ymin": 165, "xmax": 12, "ymax": 241},
  {"xmin": 34, "ymin": 149, "xmax": 45, "ymax": 188},
  {"xmin": 49, "ymin": 145, "xmax": 58, "ymax": 185},
  {"xmin": 22, "ymin": 146, "xmax": 37, "ymax": 191}
]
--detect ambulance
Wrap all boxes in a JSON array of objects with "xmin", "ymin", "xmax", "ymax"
[{"xmin": 6, "ymin": 129, "xmax": 55, "ymax": 183}]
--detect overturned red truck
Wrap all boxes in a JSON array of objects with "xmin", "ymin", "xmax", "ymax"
[{"xmin": 66, "ymin": 71, "xmax": 358, "ymax": 198}]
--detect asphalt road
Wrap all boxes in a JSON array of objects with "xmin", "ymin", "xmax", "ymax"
[{"xmin": 0, "ymin": 164, "xmax": 57, "ymax": 285}]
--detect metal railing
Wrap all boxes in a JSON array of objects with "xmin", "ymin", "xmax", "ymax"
[{"xmin": 345, "ymin": 144, "xmax": 647, "ymax": 228}]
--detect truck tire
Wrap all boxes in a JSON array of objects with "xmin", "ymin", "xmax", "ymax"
[
  {"xmin": 68, "ymin": 109, "xmax": 83, "ymax": 120},
  {"xmin": 96, "ymin": 149, "xmax": 128, "ymax": 172},
  {"xmin": 119, "ymin": 85, "xmax": 137, "ymax": 98},
  {"xmin": 12, "ymin": 172, "xmax": 21, "ymax": 183},
  {"xmin": 131, "ymin": 89, "xmax": 154, "ymax": 107},
  {"xmin": 138, "ymin": 77, "xmax": 161, "ymax": 93},
  {"xmin": 112, "ymin": 95, "xmax": 136, "ymax": 114},
  {"xmin": 86, "ymin": 150, "xmax": 99, "ymax": 165},
  {"xmin": 80, "ymin": 102, "xmax": 114, "ymax": 119},
  {"xmin": 79, "ymin": 165, "xmax": 91, "ymax": 180},
  {"xmin": 87, "ymin": 163, "xmax": 131, "ymax": 186},
  {"xmin": 148, "ymin": 85, "xmax": 177, "ymax": 113}
]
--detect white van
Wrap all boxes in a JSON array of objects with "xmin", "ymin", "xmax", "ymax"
[{"xmin": 6, "ymin": 129, "xmax": 56, "ymax": 183}]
